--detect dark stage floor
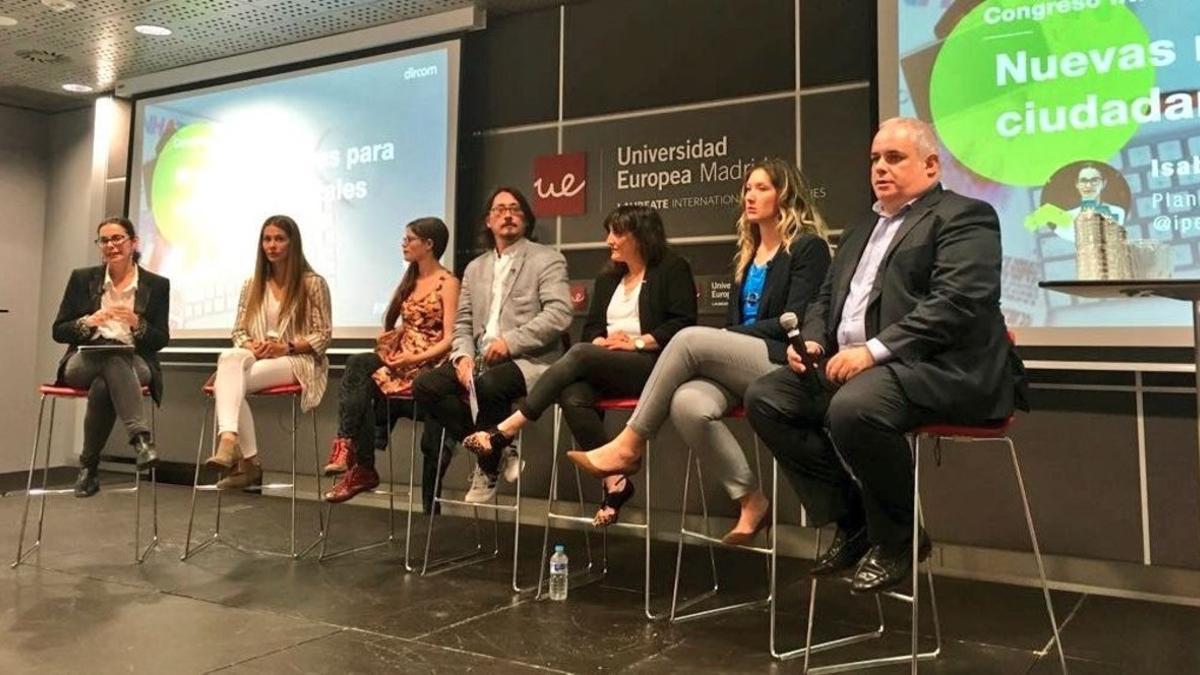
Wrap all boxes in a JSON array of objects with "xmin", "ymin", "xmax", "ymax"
[{"xmin": 1, "ymin": 477, "xmax": 1197, "ymax": 673}]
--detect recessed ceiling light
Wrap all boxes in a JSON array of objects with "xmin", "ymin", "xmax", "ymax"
[
  {"xmin": 0, "ymin": 16, "xmax": 18, "ymax": 27},
  {"xmin": 62, "ymin": 83, "xmax": 93, "ymax": 93},
  {"xmin": 134, "ymin": 24, "xmax": 171, "ymax": 36},
  {"xmin": 41, "ymin": 0, "xmax": 76, "ymax": 12}
]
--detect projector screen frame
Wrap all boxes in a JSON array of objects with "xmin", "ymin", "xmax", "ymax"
[
  {"xmin": 126, "ymin": 38, "xmax": 462, "ymax": 341},
  {"xmin": 874, "ymin": 0, "xmax": 1193, "ymax": 349}
]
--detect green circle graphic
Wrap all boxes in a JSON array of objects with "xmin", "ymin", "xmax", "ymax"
[
  {"xmin": 151, "ymin": 122, "xmax": 217, "ymax": 246},
  {"xmin": 929, "ymin": 0, "xmax": 1153, "ymax": 186}
]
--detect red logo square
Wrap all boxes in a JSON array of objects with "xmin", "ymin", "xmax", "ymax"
[{"xmin": 533, "ymin": 152, "xmax": 587, "ymax": 217}]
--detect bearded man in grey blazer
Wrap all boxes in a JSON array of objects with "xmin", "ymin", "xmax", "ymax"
[{"xmin": 413, "ymin": 186, "xmax": 572, "ymax": 503}]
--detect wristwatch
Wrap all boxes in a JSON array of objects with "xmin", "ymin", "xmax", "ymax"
[{"xmin": 633, "ymin": 337, "xmax": 646, "ymax": 351}]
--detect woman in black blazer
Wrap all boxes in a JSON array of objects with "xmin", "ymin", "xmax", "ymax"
[
  {"xmin": 464, "ymin": 204, "xmax": 697, "ymax": 525},
  {"xmin": 568, "ymin": 158, "xmax": 831, "ymax": 544},
  {"xmin": 52, "ymin": 217, "xmax": 170, "ymax": 497}
]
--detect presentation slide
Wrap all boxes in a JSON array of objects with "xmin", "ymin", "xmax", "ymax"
[
  {"xmin": 893, "ymin": 0, "xmax": 1200, "ymax": 335},
  {"xmin": 129, "ymin": 41, "xmax": 459, "ymax": 337}
]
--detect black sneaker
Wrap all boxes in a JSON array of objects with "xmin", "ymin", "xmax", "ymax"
[{"xmin": 132, "ymin": 433, "xmax": 158, "ymax": 469}]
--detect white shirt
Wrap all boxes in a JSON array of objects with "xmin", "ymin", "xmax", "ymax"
[
  {"xmin": 265, "ymin": 291, "xmax": 282, "ymax": 338},
  {"xmin": 835, "ymin": 199, "xmax": 916, "ymax": 363},
  {"xmin": 482, "ymin": 245, "xmax": 517, "ymax": 347},
  {"xmin": 606, "ymin": 279, "xmax": 643, "ymax": 338},
  {"xmin": 96, "ymin": 265, "xmax": 139, "ymax": 344}
]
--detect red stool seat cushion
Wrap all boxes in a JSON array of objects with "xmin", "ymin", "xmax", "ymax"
[
  {"xmin": 201, "ymin": 382, "xmax": 303, "ymax": 397},
  {"xmin": 40, "ymin": 384, "xmax": 150, "ymax": 398},
  {"xmin": 595, "ymin": 398, "xmax": 638, "ymax": 411},
  {"xmin": 914, "ymin": 417, "xmax": 1013, "ymax": 439}
]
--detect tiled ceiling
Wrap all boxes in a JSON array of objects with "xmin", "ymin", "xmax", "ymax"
[{"xmin": 0, "ymin": 0, "xmax": 573, "ymax": 112}]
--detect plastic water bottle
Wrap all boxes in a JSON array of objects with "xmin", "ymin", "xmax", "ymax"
[{"xmin": 548, "ymin": 544, "xmax": 569, "ymax": 601}]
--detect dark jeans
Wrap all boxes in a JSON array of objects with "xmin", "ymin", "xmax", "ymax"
[
  {"xmin": 518, "ymin": 343, "xmax": 656, "ymax": 451},
  {"xmin": 413, "ymin": 359, "xmax": 526, "ymax": 474},
  {"xmin": 62, "ymin": 350, "xmax": 151, "ymax": 469},
  {"xmin": 744, "ymin": 365, "xmax": 936, "ymax": 545},
  {"xmin": 337, "ymin": 352, "xmax": 449, "ymax": 512}
]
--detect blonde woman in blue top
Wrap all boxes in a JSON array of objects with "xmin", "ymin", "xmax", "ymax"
[{"xmin": 568, "ymin": 158, "xmax": 832, "ymax": 544}]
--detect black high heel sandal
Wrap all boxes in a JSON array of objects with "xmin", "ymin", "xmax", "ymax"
[
  {"xmin": 464, "ymin": 427, "xmax": 515, "ymax": 457},
  {"xmin": 593, "ymin": 475, "xmax": 635, "ymax": 527}
]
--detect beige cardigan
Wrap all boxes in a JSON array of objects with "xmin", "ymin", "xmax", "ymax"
[{"xmin": 231, "ymin": 272, "xmax": 332, "ymax": 412}]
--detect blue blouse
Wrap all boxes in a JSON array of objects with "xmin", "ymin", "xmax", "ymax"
[{"xmin": 741, "ymin": 262, "xmax": 768, "ymax": 325}]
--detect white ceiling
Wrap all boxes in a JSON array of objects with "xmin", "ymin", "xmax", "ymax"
[{"xmin": 0, "ymin": 0, "xmax": 570, "ymax": 112}]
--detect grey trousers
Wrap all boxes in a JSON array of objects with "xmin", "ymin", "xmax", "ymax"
[
  {"xmin": 627, "ymin": 326, "xmax": 776, "ymax": 499},
  {"xmin": 62, "ymin": 350, "xmax": 151, "ymax": 468}
]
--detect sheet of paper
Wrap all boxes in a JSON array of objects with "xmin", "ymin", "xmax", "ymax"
[
  {"xmin": 77, "ymin": 344, "xmax": 135, "ymax": 352},
  {"xmin": 467, "ymin": 373, "xmax": 479, "ymax": 423}
]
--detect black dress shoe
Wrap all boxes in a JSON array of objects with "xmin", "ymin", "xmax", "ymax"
[
  {"xmin": 851, "ymin": 530, "xmax": 933, "ymax": 594},
  {"xmin": 74, "ymin": 467, "xmax": 100, "ymax": 498},
  {"xmin": 810, "ymin": 526, "xmax": 869, "ymax": 577},
  {"xmin": 132, "ymin": 433, "xmax": 158, "ymax": 469}
]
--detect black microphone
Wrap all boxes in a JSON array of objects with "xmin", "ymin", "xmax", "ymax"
[{"xmin": 779, "ymin": 312, "xmax": 818, "ymax": 375}]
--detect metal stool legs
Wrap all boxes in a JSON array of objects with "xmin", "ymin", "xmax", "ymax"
[
  {"xmin": 668, "ymin": 446, "xmax": 745, "ymax": 623},
  {"xmin": 319, "ymin": 398, "xmax": 417, "ymax": 561},
  {"xmin": 534, "ymin": 406, "xmax": 606, "ymax": 603},
  {"xmin": 13, "ymin": 393, "xmax": 159, "ymax": 567},
  {"xmin": 12, "ymin": 394, "xmax": 54, "ymax": 568},
  {"xmin": 798, "ymin": 432, "xmax": 947, "ymax": 674},
  {"xmin": 800, "ymin": 508, "xmax": 941, "ymax": 674},
  {"xmin": 181, "ymin": 394, "xmax": 325, "ymax": 560},
  {"xmin": 770, "ymin": 467, "xmax": 886, "ymax": 661},
  {"xmin": 1007, "ymin": 435, "xmax": 1068, "ymax": 673},
  {"xmin": 414, "ymin": 430, "xmax": 534, "ymax": 588}
]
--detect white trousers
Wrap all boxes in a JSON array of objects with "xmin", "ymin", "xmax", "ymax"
[{"xmin": 214, "ymin": 348, "xmax": 297, "ymax": 458}]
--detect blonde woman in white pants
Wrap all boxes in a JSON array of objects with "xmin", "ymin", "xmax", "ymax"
[{"xmin": 206, "ymin": 215, "xmax": 332, "ymax": 489}]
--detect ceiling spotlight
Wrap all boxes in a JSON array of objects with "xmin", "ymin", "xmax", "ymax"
[
  {"xmin": 134, "ymin": 24, "xmax": 171, "ymax": 36},
  {"xmin": 62, "ymin": 83, "xmax": 94, "ymax": 93},
  {"xmin": 41, "ymin": 0, "xmax": 76, "ymax": 12},
  {"xmin": 0, "ymin": 16, "xmax": 18, "ymax": 27}
]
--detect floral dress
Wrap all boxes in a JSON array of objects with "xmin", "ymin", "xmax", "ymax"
[{"xmin": 372, "ymin": 274, "xmax": 450, "ymax": 396}]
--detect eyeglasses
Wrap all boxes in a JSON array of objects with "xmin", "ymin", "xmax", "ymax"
[
  {"xmin": 94, "ymin": 235, "xmax": 129, "ymax": 247},
  {"xmin": 489, "ymin": 205, "xmax": 523, "ymax": 216},
  {"xmin": 1077, "ymin": 177, "xmax": 1103, "ymax": 185},
  {"xmin": 403, "ymin": 235, "xmax": 429, "ymax": 245}
]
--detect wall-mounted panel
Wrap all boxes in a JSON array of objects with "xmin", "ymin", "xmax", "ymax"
[
  {"xmin": 563, "ymin": 0, "xmax": 794, "ymax": 119},
  {"xmin": 799, "ymin": 86, "xmax": 874, "ymax": 232},
  {"xmin": 460, "ymin": 7, "xmax": 560, "ymax": 131},
  {"xmin": 799, "ymin": 0, "xmax": 874, "ymax": 88},
  {"xmin": 1144, "ymin": 393, "xmax": 1200, "ymax": 569}
]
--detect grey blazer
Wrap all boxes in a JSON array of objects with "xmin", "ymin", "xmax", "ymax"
[{"xmin": 451, "ymin": 237, "xmax": 572, "ymax": 390}]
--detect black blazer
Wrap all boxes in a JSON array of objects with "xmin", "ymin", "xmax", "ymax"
[
  {"xmin": 726, "ymin": 233, "xmax": 832, "ymax": 364},
  {"xmin": 802, "ymin": 184, "xmax": 1028, "ymax": 421},
  {"xmin": 52, "ymin": 265, "xmax": 171, "ymax": 404},
  {"xmin": 581, "ymin": 251, "xmax": 698, "ymax": 348}
]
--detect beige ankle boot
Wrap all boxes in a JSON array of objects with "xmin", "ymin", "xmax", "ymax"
[
  {"xmin": 216, "ymin": 457, "xmax": 263, "ymax": 490},
  {"xmin": 205, "ymin": 435, "xmax": 241, "ymax": 470}
]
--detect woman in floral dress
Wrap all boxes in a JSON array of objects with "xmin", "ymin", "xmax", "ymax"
[{"xmin": 323, "ymin": 217, "xmax": 459, "ymax": 504}]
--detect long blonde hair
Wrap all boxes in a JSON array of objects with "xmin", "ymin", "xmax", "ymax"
[
  {"xmin": 243, "ymin": 215, "xmax": 315, "ymax": 331},
  {"xmin": 733, "ymin": 158, "xmax": 828, "ymax": 282}
]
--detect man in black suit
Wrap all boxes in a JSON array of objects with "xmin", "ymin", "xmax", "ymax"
[{"xmin": 744, "ymin": 117, "xmax": 1026, "ymax": 592}]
